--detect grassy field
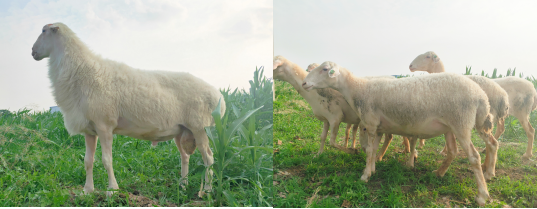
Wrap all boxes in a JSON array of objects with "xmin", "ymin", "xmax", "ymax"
[
  {"xmin": 273, "ymin": 72, "xmax": 537, "ymax": 208},
  {"xmin": 0, "ymin": 68, "xmax": 273, "ymax": 207}
]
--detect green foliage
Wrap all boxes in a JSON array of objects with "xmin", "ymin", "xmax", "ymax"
[{"xmin": 0, "ymin": 67, "xmax": 273, "ymax": 207}]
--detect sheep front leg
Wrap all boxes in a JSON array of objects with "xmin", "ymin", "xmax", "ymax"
[
  {"xmin": 329, "ymin": 121, "xmax": 357, "ymax": 154},
  {"xmin": 193, "ymin": 130, "xmax": 214, "ymax": 197},
  {"xmin": 406, "ymin": 136, "xmax": 418, "ymax": 168},
  {"xmin": 361, "ymin": 131, "xmax": 381, "ymax": 182},
  {"xmin": 96, "ymin": 128, "xmax": 119, "ymax": 197},
  {"xmin": 316, "ymin": 122, "xmax": 330, "ymax": 156},
  {"xmin": 83, "ymin": 134, "xmax": 98, "ymax": 195}
]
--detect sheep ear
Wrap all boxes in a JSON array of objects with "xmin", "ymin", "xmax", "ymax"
[
  {"xmin": 433, "ymin": 55, "xmax": 440, "ymax": 63},
  {"xmin": 273, "ymin": 59, "xmax": 282, "ymax": 70},
  {"xmin": 328, "ymin": 66, "xmax": 340, "ymax": 78},
  {"xmin": 306, "ymin": 63, "xmax": 318, "ymax": 72},
  {"xmin": 51, "ymin": 26, "xmax": 59, "ymax": 33}
]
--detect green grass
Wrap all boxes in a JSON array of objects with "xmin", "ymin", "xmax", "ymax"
[
  {"xmin": 273, "ymin": 72, "xmax": 537, "ymax": 208},
  {"xmin": 0, "ymin": 67, "xmax": 273, "ymax": 207}
]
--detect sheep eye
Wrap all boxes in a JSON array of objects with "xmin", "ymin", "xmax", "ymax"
[
  {"xmin": 42, "ymin": 30, "xmax": 45, "ymax": 33},
  {"xmin": 426, "ymin": 56, "xmax": 430, "ymax": 58},
  {"xmin": 323, "ymin": 68, "xmax": 328, "ymax": 71}
]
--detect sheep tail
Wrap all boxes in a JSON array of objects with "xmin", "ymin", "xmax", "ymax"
[
  {"xmin": 476, "ymin": 99, "xmax": 493, "ymax": 134},
  {"xmin": 495, "ymin": 97, "xmax": 509, "ymax": 123}
]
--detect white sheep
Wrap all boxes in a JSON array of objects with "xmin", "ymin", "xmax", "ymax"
[
  {"xmin": 302, "ymin": 61, "xmax": 498, "ymax": 206},
  {"xmin": 273, "ymin": 56, "xmax": 368, "ymax": 154},
  {"xmin": 307, "ymin": 62, "xmax": 363, "ymax": 150},
  {"xmin": 410, "ymin": 51, "xmax": 536, "ymax": 160},
  {"xmin": 31, "ymin": 23, "xmax": 225, "ymax": 197}
]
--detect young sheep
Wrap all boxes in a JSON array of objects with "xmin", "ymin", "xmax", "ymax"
[
  {"xmin": 410, "ymin": 51, "xmax": 536, "ymax": 160},
  {"xmin": 31, "ymin": 23, "xmax": 225, "ymax": 197},
  {"xmin": 302, "ymin": 61, "xmax": 498, "ymax": 206},
  {"xmin": 274, "ymin": 56, "xmax": 370, "ymax": 154}
]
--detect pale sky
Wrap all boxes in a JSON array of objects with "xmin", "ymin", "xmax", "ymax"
[
  {"xmin": 0, "ymin": 0, "xmax": 273, "ymax": 111},
  {"xmin": 274, "ymin": 0, "xmax": 537, "ymax": 78}
]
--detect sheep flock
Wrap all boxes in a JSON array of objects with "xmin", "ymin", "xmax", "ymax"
[{"xmin": 274, "ymin": 52, "xmax": 537, "ymax": 206}]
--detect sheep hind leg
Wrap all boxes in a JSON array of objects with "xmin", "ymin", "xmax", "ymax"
[
  {"xmin": 316, "ymin": 122, "xmax": 330, "ymax": 157},
  {"xmin": 351, "ymin": 124, "xmax": 359, "ymax": 149},
  {"xmin": 418, "ymin": 138, "xmax": 425, "ymax": 149},
  {"xmin": 96, "ymin": 128, "xmax": 119, "ymax": 197},
  {"xmin": 479, "ymin": 131, "xmax": 498, "ymax": 181},
  {"xmin": 377, "ymin": 134, "xmax": 393, "ymax": 162},
  {"xmin": 83, "ymin": 134, "xmax": 98, "ymax": 195},
  {"xmin": 193, "ymin": 129, "xmax": 214, "ymax": 197},
  {"xmin": 433, "ymin": 132, "xmax": 457, "ymax": 177},
  {"xmin": 174, "ymin": 128, "xmax": 194, "ymax": 190},
  {"xmin": 454, "ymin": 129, "xmax": 489, "ymax": 206},
  {"xmin": 494, "ymin": 117, "xmax": 505, "ymax": 140},
  {"xmin": 518, "ymin": 115, "xmax": 535, "ymax": 161},
  {"xmin": 402, "ymin": 137, "xmax": 410, "ymax": 153},
  {"xmin": 344, "ymin": 123, "xmax": 352, "ymax": 147}
]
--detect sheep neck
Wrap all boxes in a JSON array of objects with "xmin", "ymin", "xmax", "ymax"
[
  {"xmin": 47, "ymin": 33, "xmax": 102, "ymax": 110},
  {"xmin": 283, "ymin": 63, "xmax": 321, "ymax": 101},
  {"xmin": 428, "ymin": 60, "xmax": 446, "ymax": 73},
  {"xmin": 332, "ymin": 68, "xmax": 367, "ymax": 115}
]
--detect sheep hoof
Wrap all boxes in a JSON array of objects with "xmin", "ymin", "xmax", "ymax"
[
  {"xmin": 521, "ymin": 153, "xmax": 533, "ymax": 161},
  {"xmin": 475, "ymin": 194, "xmax": 488, "ymax": 206},
  {"xmin": 360, "ymin": 174, "xmax": 369, "ymax": 182},
  {"xmin": 106, "ymin": 190, "xmax": 117, "ymax": 198},
  {"xmin": 198, "ymin": 190, "xmax": 206, "ymax": 198},
  {"xmin": 180, "ymin": 179, "xmax": 188, "ymax": 190},
  {"xmin": 483, "ymin": 172, "xmax": 495, "ymax": 181},
  {"xmin": 432, "ymin": 170, "xmax": 443, "ymax": 177},
  {"xmin": 82, "ymin": 187, "xmax": 94, "ymax": 195}
]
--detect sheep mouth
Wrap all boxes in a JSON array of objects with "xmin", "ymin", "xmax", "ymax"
[
  {"xmin": 409, "ymin": 68, "xmax": 416, "ymax": 72},
  {"xmin": 32, "ymin": 52, "xmax": 43, "ymax": 61},
  {"xmin": 302, "ymin": 85, "xmax": 313, "ymax": 91}
]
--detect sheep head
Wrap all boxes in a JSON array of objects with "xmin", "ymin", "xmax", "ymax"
[
  {"xmin": 302, "ymin": 61, "xmax": 340, "ymax": 91},
  {"xmin": 306, "ymin": 63, "xmax": 319, "ymax": 72},
  {"xmin": 31, "ymin": 23, "xmax": 61, "ymax": 61},
  {"xmin": 408, "ymin": 51, "xmax": 443, "ymax": 73},
  {"xmin": 272, "ymin": 55, "xmax": 289, "ymax": 80}
]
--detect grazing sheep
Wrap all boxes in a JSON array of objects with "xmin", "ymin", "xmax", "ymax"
[
  {"xmin": 410, "ymin": 51, "xmax": 536, "ymax": 160},
  {"xmin": 31, "ymin": 23, "xmax": 225, "ymax": 197},
  {"xmin": 273, "ymin": 56, "xmax": 366, "ymax": 154},
  {"xmin": 302, "ymin": 61, "xmax": 498, "ymax": 206}
]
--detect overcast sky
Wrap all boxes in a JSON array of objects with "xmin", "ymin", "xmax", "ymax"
[
  {"xmin": 0, "ymin": 0, "xmax": 272, "ymax": 111},
  {"xmin": 275, "ymin": 0, "xmax": 537, "ymax": 78}
]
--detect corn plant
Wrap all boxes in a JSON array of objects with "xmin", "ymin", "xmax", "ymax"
[{"xmin": 205, "ymin": 99, "xmax": 271, "ymax": 206}]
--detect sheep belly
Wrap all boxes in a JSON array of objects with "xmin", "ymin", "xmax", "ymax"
[
  {"xmin": 377, "ymin": 116, "xmax": 449, "ymax": 139},
  {"xmin": 113, "ymin": 117, "xmax": 181, "ymax": 142}
]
